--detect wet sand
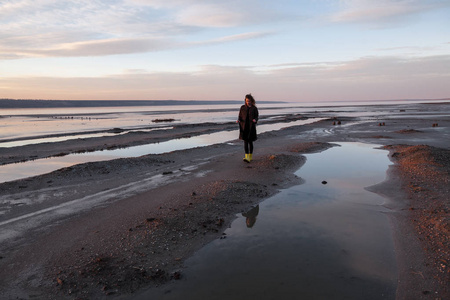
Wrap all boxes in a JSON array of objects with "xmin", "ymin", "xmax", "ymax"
[
  {"xmin": 138, "ymin": 142, "xmax": 399, "ymax": 300},
  {"xmin": 0, "ymin": 102, "xmax": 449, "ymax": 299}
]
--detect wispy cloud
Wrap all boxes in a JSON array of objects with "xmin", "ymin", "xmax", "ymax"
[
  {"xmin": 329, "ymin": 0, "xmax": 449, "ymax": 25},
  {"xmin": 176, "ymin": 4, "xmax": 247, "ymax": 27},
  {"xmin": 199, "ymin": 32, "xmax": 274, "ymax": 46},
  {"xmin": 12, "ymin": 38, "xmax": 179, "ymax": 58},
  {"xmin": 128, "ymin": 0, "xmax": 288, "ymax": 26},
  {"xmin": 0, "ymin": 31, "xmax": 274, "ymax": 59},
  {"xmin": 0, "ymin": 0, "xmax": 285, "ymax": 59}
]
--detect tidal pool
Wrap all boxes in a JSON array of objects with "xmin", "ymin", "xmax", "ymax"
[{"xmin": 136, "ymin": 142, "xmax": 397, "ymax": 300}]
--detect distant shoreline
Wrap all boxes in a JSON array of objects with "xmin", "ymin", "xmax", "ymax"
[
  {"xmin": 1, "ymin": 98, "xmax": 448, "ymax": 109},
  {"xmin": 0, "ymin": 99, "xmax": 281, "ymax": 109}
]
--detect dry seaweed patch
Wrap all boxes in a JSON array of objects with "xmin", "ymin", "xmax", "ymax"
[
  {"xmin": 255, "ymin": 153, "xmax": 303, "ymax": 171},
  {"xmin": 289, "ymin": 141, "xmax": 335, "ymax": 154},
  {"xmin": 386, "ymin": 144, "xmax": 450, "ymax": 293},
  {"xmin": 395, "ymin": 129, "xmax": 423, "ymax": 134}
]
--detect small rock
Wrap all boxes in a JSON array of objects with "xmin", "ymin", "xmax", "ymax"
[
  {"xmin": 173, "ymin": 271, "xmax": 181, "ymax": 280},
  {"xmin": 215, "ymin": 218, "xmax": 224, "ymax": 226},
  {"xmin": 321, "ymin": 181, "xmax": 327, "ymax": 185}
]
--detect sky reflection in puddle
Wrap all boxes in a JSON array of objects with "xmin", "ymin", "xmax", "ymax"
[{"xmin": 137, "ymin": 143, "xmax": 397, "ymax": 300}]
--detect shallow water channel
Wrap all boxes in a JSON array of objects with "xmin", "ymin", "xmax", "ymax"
[
  {"xmin": 136, "ymin": 142, "xmax": 397, "ymax": 300},
  {"xmin": 0, "ymin": 118, "xmax": 324, "ymax": 183}
]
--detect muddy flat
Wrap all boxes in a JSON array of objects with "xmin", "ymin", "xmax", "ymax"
[{"xmin": 0, "ymin": 102, "xmax": 449, "ymax": 299}]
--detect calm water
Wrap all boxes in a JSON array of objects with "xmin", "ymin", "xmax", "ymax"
[
  {"xmin": 136, "ymin": 143, "xmax": 397, "ymax": 300},
  {"xmin": 0, "ymin": 100, "xmax": 445, "ymax": 183},
  {"xmin": 1, "ymin": 99, "xmax": 432, "ymax": 143},
  {"xmin": 0, "ymin": 118, "xmax": 324, "ymax": 183},
  {"xmin": 0, "ymin": 103, "xmax": 308, "ymax": 142}
]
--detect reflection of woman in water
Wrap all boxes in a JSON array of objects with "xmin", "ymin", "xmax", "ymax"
[
  {"xmin": 238, "ymin": 94, "xmax": 259, "ymax": 163},
  {"xmin": 242, "ymin": 205, "xmax": 259, "ymax": 228}
]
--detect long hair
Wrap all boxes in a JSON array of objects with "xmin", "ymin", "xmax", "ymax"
[{"xmin": 245, "ymin": 93, "xmax": 256, "ymax": 106}]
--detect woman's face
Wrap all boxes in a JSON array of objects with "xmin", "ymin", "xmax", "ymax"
[{"xmin": 245, "ymin": 98, "xmax": 252, "ymax": 106}]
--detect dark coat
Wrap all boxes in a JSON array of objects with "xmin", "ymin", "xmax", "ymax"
[{"xmin": 238, "ymin": 104, "xmax": 259, "ymax": 141}]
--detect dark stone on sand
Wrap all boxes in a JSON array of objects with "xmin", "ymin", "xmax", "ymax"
[
  {"xmin": 322, "ymin": 181, "xmax": 327, "ymax": 184},
  {"xmin": 110, "ymin": 128, "xmax": 124, "ymax": 133},
  {"xmin": 173, "ymin": 271, "xmax": 181, "ymax": 280},
  {"xmin": 152, "ymin": 119, "xmax": 176, "ymax": 123},
  {"xmin": 215, "ymin": 218, "xmax": 224, "ymax": 227}
]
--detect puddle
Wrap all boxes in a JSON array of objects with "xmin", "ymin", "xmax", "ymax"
[
  {"xmin": 136, "ymin": 143, "xmax": 397, "ymax": 300},
  {"xmin": 0, "ymin": 118, "xmax": 325, "ymax": 183}
]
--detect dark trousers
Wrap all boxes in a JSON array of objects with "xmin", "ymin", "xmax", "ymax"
[{"xmin": 244, "ymin": 140, "xmax": 253, "ymax": 154}]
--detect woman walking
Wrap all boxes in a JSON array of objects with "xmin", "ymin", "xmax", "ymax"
[{"xmin": 238, "ymin": 94, "xmax": 259, "ymax": 163}]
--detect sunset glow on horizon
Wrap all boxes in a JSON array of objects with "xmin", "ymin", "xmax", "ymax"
[{"xmin": 1, "ymin": 0, "xmax": 449, "ymax": 102}]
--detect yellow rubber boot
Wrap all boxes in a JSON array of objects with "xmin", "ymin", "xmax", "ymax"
[
  {"xmin": 243, "ymin": 154, "xmax": 250, "ymax": 163},
  {"xmin": 249, "ymin": 153, "xmax": 253, "ymax": 162}
]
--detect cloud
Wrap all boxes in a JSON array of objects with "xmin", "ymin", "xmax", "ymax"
[
  {"xmin": 127, "ymin": 0, "xmax": 288, "ymax": 26},
  {"xmin": 28, "ymin": 38, "xmax": 178, "ymax": 57},
  {"xmin": 0, "ymin": 0, "xmax": 286, "ymax": 59},
  {"xmin": 127, "ymin": 0, "xmax": 250, "ymax": 27},
  {"xmin": 0, "ymin": 30, "xmax": 272, "ymax": 59},
  {"xmin": 175, "ymin": 3, "xmax": 248, "ymax": 28},
  {"xmin": 267, "ymin": 55, "xmax": 450, "ymax": 82},
  {"xmin": 2, "ymin": 55, "xmax": 449, "ymax": 101},
  {"xmin": 199, "ymin": 31, "xmax": 274, "ymax": 46},
  {"xmin": 260, "ymin": 55, "xmax": 450, "ymax": 100},
  {"xmin": 125, "ymin": 0, "xmax": 198, "ymax": 9},
  {"xmin": 329, "ymin": 0, "xmax": 449, "ymax": 25}
]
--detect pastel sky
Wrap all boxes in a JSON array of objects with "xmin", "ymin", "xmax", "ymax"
[{"xmin": 1, "ymin": 0, "xmax": 449, "ymax": 102}]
